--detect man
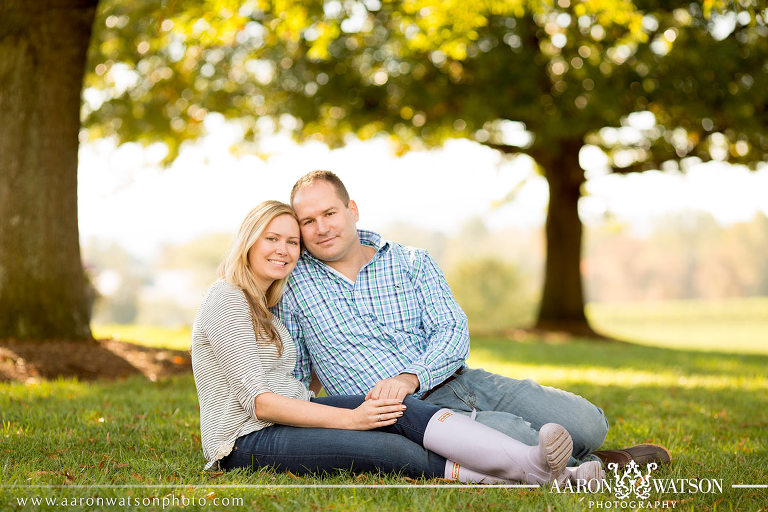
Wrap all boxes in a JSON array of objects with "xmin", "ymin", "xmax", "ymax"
[{"xmin": 275, "ymin": 170, "xmax": 669, "ymax": 468}]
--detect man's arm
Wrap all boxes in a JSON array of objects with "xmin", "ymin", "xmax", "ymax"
[{"xmin": 368, "ymin": 251, "xmax": 469, "ymax": 400}]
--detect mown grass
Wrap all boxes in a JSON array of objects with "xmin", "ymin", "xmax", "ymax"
[
  {"xmin": 4, "ymin": 309, "xmax": 768, "ymax": 511},
  {"xmin": 92, "ymin": 324, "xmax": 192, "ymax": 352},
  {"xmin": 588, "ymin": 296, "xmax": 768, "ymax": 355}
]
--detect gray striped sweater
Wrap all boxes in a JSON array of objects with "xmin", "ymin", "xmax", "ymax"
[{"xmin": 191, "ymin": 280, "xmax": 313, "ymax": 469}]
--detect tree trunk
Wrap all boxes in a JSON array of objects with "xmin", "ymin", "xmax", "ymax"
[
  {"xmin": 0, "ymin": 0, "xmax": 98, "ymax": 340},
  {"xmin": 533, "ymin": 139, "xmax": 597, "ymax": 336}
]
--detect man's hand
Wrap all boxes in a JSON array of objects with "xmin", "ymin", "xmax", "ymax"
[{"xmin": 365, "ymin": 373, "xmax": 419, "ymax": 401}]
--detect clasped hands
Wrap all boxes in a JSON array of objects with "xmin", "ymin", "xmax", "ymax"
[
  {"xmin": 348, "ymin": 373, "xmax": 419, "ymax": 430},
  {"xmin": 365, "ymin": 373, "xmax": 419, "ymax": 401}
]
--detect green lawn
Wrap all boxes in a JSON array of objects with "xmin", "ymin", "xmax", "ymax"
[
  {"xmin": 92, "ymin": 324, "xmax": 192, "ymax": 351},
  {"xmin": 3, "ymin": 307, "xmax": 767, "ymax": 511},
  {"xmin": 588, "ymin": 296, "xmax": 768, "ymax": 355}
]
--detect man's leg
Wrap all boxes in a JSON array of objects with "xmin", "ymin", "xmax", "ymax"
[{"xmin": 422, "ymin": 368, "xmax": 609, "ymax": 462}]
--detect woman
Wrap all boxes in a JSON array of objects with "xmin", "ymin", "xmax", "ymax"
[{"xmin": 191, "ymin": 201, "xmax": 602, "ymax": 483}]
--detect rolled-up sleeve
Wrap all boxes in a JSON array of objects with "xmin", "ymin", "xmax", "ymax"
[{"xmin": 200, "ymin": 286, "xmax": 273, "ymax": 420}]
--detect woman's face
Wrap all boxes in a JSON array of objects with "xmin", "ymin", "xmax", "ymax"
[{"xmin": 247, "ymin": 214, "xmax": 301, "ymax": 292}]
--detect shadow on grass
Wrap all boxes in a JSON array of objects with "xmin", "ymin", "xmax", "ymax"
[{"xmin": 0, "ymin": 338, "xmax": 191, "ymax": 382}]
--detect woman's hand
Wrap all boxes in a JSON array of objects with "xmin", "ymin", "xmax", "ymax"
[{"xmin": 344, "ymin": 399, "xmax": 406, "ymax": 430}]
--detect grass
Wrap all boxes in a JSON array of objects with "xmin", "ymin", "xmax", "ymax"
[
  {"xmin": 92, "ymin": 324, "xmax": 192, "ymax": 351},
  {"xmin": 4, "ymin": 304, "xmax": 768, "ymax": 511},
  {"xmin": 588, "ymin": 296, "xmax": 768, "ymax": 355}
]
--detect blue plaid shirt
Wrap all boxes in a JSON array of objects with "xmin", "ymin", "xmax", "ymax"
[{"xmin": 274, "ymin": 230, "xmax": 469, "ymax": 398}]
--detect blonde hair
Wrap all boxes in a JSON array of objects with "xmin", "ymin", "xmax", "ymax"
[{"xmin": 217, "ymin": 200, "xmax": 298, "ymax": 356}]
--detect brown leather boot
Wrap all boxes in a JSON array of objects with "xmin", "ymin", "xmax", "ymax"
[{"xmin": 592, "ymin": 444, "xmax": 671, "ymax": 469}]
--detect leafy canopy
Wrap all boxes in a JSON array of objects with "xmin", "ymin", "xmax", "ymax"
[{"xmin": 84, "ymin": 0, "xmax": 768, "ymax": 170}]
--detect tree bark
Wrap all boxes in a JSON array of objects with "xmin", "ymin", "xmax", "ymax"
[
  {"xmin": 533, "ymin": 139, "xmax": 597, "ymax": 336},
  {"xmin": 0, "ymin": 0, "xmax": 98, "ymax": 340}
]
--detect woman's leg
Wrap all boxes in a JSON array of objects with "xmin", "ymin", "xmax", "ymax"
[{"xmin": 220, "ymin": 424, "xmax": 446, "ymax": 478}]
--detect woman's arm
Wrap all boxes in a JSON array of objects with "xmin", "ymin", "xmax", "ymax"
[{"xmin": 254, "ymin": 392, "xmax": 405, "ymax": 430}]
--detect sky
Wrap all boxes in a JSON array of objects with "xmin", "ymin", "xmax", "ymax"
[{"xmin": 77, "ymin": 114, "xmax": 768, "ymax": 259}]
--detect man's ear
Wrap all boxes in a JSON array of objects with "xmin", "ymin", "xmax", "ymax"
[{"xmin": 348, "ymin": 200, "xmax": 360, "ymax": 222}]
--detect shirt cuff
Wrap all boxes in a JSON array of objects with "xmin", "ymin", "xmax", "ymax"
[
  {"xmin": 239, "ymin": 373, "xmax": 273, "ymax": 419},
  {"xmin": 402, "ymin": 363, "xmax": 430, "ymax": 397}
]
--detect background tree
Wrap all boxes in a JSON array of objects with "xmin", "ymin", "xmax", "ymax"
[
  {"xmin": 227, "ymin": 0, "xmax": 767, "ymax": 334},
  {"xmin": 0, "ymin": 0, "xmax": 98, "ymax": 340},
  {"xmin": 3, "ymin": 0, "xmax": 766, "ymax": 341}
]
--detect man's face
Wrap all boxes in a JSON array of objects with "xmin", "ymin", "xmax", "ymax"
[{"xmin": 292, "ymin": 180, "xmax": 360, "ymax": 263}]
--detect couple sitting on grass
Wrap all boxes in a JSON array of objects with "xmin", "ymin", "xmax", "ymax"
[{"xmin": 191, "ymin": 170, "xmax": 670, "ymax": 484}]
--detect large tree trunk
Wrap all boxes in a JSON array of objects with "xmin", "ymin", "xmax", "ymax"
[
  {"xmin": 533, "ymin": 139, "xmax": 597, "ymax": 336},
  {"xmin": 0, "ymin": 0, "xmax": 98, "ymax": 341}
]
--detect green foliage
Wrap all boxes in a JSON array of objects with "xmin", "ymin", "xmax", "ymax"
[
  {"xmin": 83, "ymin": 1, "xmax": 768, "ymax": 168},
  {"xmin": 2, "ymin": 334, "xmax": 767, "ymax": 510},
  {"xmin": 448, "ymin": 258, "xmax": 537, "ymax": 333},
  {"xmin": 79, "ymin": 0, "xmax": 768, "ymax": 330}
]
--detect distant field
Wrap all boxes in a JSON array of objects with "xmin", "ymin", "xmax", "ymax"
[
  {"xmin": 587, "ymin": 296, "xmax": 768, "ymax": 354},
  {"xmin": 93, "ymin": 324, "xmax": 192, "ymax": 351},
  {"xmin": 94, "ymin": 296, "xmax": 768, "ymax": 355}
]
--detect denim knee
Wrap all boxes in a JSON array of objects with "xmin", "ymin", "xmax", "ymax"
[{"xmin": 572, "ymin": 406, "xmax": 609, "ymax": 456}]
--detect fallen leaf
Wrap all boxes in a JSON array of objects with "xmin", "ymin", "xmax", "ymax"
[{"xmin": 28, "ymin": 471, "xmax": 56, "ymax": 477}]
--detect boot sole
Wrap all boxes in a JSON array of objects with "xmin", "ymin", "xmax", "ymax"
[
  {"xmin": 574, "ymin": 460, "xmax": 605, "ymax": 483},
  {"xmin": 539, "ymin": 423, "xmax": 573, "ymax": 479}
]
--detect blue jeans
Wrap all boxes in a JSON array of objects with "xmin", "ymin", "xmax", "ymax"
[
  {"xmin": 220, "ymin": 395, "xmax": 446, "ymax": 477},
  {"xmin": 422, "ymin": 368, "xmax": 609, "ymax": 465}
]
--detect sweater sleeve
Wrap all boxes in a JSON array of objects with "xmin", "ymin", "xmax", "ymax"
[{"xmin": 199, "ymin": 283, "xmax": 274, "ymax": 421}]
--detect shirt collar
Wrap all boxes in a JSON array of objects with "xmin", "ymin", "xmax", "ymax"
[{"xmin": 358, "ymin": 229, "xmax": 389, "ymax": 253}]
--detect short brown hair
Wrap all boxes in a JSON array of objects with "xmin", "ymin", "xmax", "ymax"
[{"xmin": 290, "ymin": 170, "xmax": 350, "ymax": 206}]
